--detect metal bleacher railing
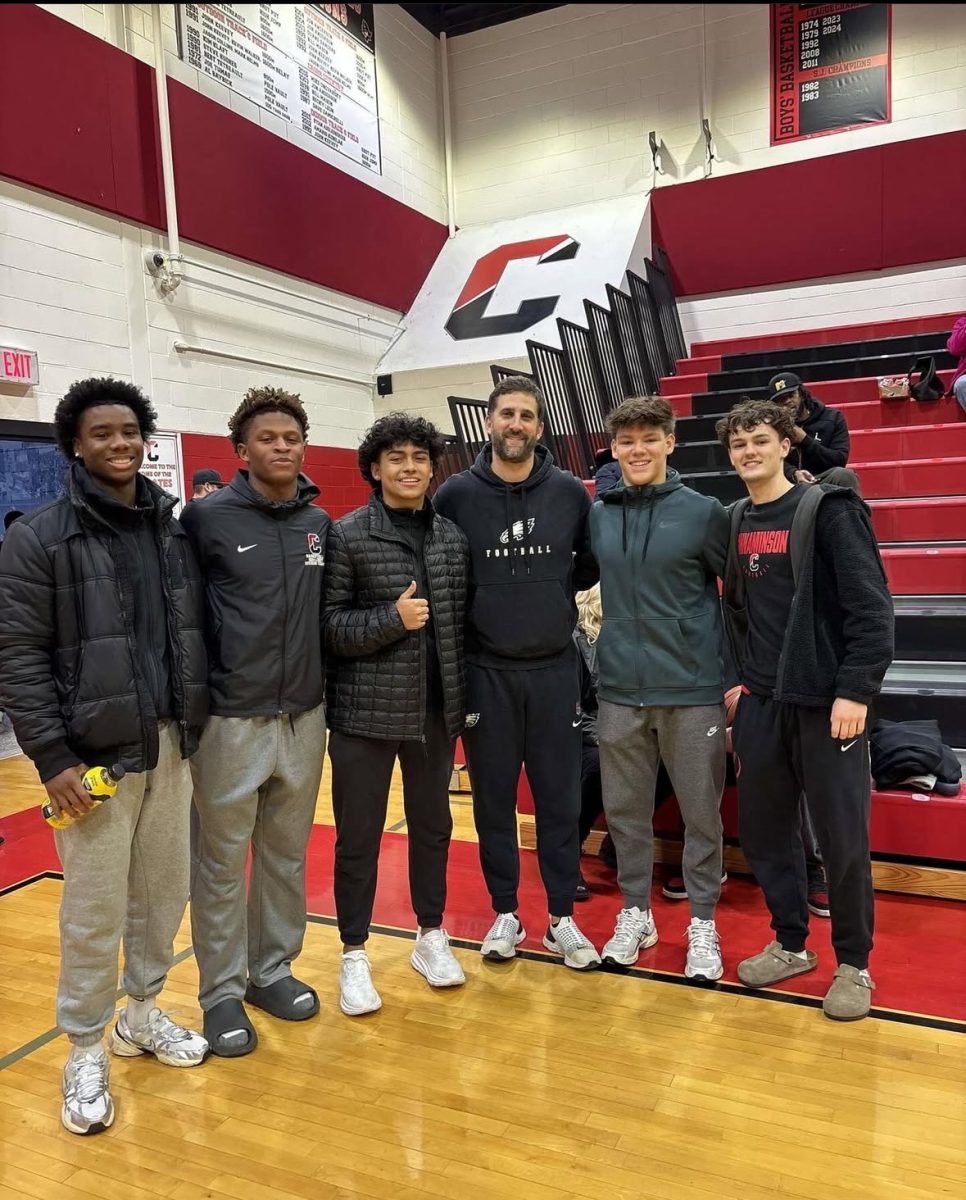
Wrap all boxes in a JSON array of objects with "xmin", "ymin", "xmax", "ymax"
[{"xmin": 445, "ymin": 248, "xmax": 687, "ymax": 481}]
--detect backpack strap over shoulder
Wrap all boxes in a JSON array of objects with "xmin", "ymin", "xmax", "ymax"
[{"xmin": 788, "ymin": 484, "xmax": 825, "ymax": 586}]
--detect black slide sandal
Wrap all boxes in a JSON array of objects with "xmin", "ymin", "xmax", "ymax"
[
  {"xmin": 203, "ymin": 998, "xmax": 258, "ymax": 1057},
  {"xmin": 245, "ymin": 976, "xmax": 320, "ymax": 1021}
]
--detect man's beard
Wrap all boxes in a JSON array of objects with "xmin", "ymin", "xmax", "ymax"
[{"xmin": 492, "ymin": 430, "xmax": 538, "ymax": 462}]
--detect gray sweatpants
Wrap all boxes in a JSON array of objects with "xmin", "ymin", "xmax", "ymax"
[
  {"xmin": 189, "ymin": 706, "xmax": 325, "ymax": 1011},
  {"xmin": 598, "ymin": 701, "xmax": 725, "ymax": 919},
  {"xmin": 54, "ymin": 720, "xmax": 192, "ymax": 1045}
]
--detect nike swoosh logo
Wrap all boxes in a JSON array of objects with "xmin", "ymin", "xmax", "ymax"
[
  {"xmin": 237, "ymin": 544, "xmax": 257, "ymax": 553},
  {"xmin": 706, "ymin": 726, "xmax": 719, "ymax": 737},
  {"xmin": 572, "ymin": 720, "xmax": 582, "ymax": 728},
  {"xmin": 840, "ymin": 740, "xmax": 858, "ymax": 752}
]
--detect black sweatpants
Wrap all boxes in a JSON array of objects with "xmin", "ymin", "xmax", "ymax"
[
  {"xmin": 732, "ymin": 692, "xmax": 874, "ymax": 969},
  {"xmin": 329, "ymin": 709, "xmax": 455, "ymax": 945},
  {"xmin": 463, "ymin": 656, "xmax": 581, "ymax": 917}
]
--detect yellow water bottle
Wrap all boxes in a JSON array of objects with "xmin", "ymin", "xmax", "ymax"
[{"xmin": 42, "ymin": 764, "xmax": 126, "ymax": 829}]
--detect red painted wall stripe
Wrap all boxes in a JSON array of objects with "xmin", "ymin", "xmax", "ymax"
[
  {"xmin": 0, "ymin": 4, "xmax": 446, "ymax": 313},
  {"xmin": 652, "ymin": 131, "xmax": 966, "ymax": 297}
]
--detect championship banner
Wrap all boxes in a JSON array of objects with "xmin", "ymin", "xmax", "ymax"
[{"xmin": 770, "ymin": 4, "xmax": 891, "ymax": 145}]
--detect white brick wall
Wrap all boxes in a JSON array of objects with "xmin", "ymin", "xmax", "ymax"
[
  {"xmin": 38, "ymin": 3, "xmax": 446, "ymax": 223},
  {"xmin": 450, "ymin": 3, "xmax": 966, "ymax": 227},
  {"xmin": 0, "ymin": 179, "xmax": 400, "ymax": 444},
  {"xmin": 680, "ymin": 258, "xmax": 966, "ymax": 349}
]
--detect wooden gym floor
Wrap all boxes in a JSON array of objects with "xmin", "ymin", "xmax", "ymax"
[{"xmin": 3, "ymin": 750, "xmax": 966, "ymax": 1200}]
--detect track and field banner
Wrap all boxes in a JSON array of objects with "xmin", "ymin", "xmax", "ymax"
[{"xmin": 770, "ymin": 4, "xmax": 891, "ymax": 145}]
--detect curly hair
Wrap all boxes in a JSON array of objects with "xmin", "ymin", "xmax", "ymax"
[
  {"xmin": 715, "ymin": 399, "xmax": 795, "ymax": 448},
  {"xmin": 228, "ymin": 386, "xmax": 309, "ymax": 448},
  {"xmin": 606, "ymin": 395, "xmax": 675, "ymax": 438},
  {"xmin": 358, "ymin": 413, "xmax": 447, "ymax": 489},
  {"xmin": 53, "ymin": 377, "xmax": 158, "ymax": 461}
]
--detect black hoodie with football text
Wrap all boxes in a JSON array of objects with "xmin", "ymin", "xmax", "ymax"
[{"xmin": 434, "ymin": 444, "xmax": 598, "ymax": 668}]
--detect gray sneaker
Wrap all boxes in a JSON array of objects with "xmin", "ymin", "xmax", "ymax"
[
  {"xmin": 109, "ymin": 1007, "xmax": 208, "ymax": 1066},
  {"xmin": 823, "ymin": 964, "xmax": 875, "ymax": 1021},
  {"xmin": 737, "ymin": 940, "xmax": 817, "ymax": 988},
  {"xmin": 542, "ymin": 917, "xmax": 601, "ymax": 970},
  {"xmin": 62, "ymin": 1046, "xmax": 114, "ymax": 1136}
]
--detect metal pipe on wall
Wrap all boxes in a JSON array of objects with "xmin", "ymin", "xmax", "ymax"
[
  {"xmin": 152, "ymin": 4, "xmax": 182, "ymax": 283},
  {"xmin": 439, "ymin": 31, "xmax": 456, "ymax": 238}
]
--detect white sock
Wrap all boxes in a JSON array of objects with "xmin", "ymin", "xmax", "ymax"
[
  {"xmin": 125, "ymin": 995, "xmax": 158, "ymax": 1029},
  {"xmin": 786, "ymin": 949, "xmax": 809, "ymax": 961},
  {"xmin": 69, "ymin": 1036, "xmax": 103, "ymax": 1059}
]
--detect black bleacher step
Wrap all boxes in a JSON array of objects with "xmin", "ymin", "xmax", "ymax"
[
  {"xmin": 877, "ymin": 661, "xmax": 966, "ymax": 747},
  {"xmin": 706, "ymin": 350, "xmax": 956, "ymax": 394},
  {"xmin": 894, "ymin": 598, "xmax": 966, "ymax": 662},
  {"xmin": 720, "ymin": 332, "xmax": 950, "ymax": 374},
  {"xmin": 670, "ymin": 440, "xmax": 730, "ymax": 471},
  {"xmin": 677, "ymin": 468, "xmax": 743, "ymax": 504}
]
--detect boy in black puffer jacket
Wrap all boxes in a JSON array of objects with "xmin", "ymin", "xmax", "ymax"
[
  {"xmin": 323, "ymin": 414, "xmax": 469, "ymax": 1016},
  {"xmin": 0, "ymin": 378, "xmax": 209, "ymax": 1136}
]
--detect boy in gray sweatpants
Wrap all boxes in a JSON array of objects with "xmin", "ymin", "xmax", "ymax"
[
  {"xmin": 0, "ymin": 378, "xmax": 210, "ymax": 1136},
  {"xmin": 180, "ymin": 387, "xmax": 330, "ymax": 1056},
  {"xmin": 589, "ymin": 397, "xmax": 730, "ymax": 980}
]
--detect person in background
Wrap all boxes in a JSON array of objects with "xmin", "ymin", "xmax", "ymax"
[
  {"xmin": 181, "ymin": 386, "xmax": 329, "ymax": 1057},
  {"xmin": 592, "ymin": 447, "xmax": 622, "ymax": 498},
  {"xmin": 324, "ymin": 414, "xmax": 468, "ymax": 1015},
  {"xmin": 718, "ymin": 399, "xmax": 893, "ymax": 1021},
  {"xmin": 948, "ymin": 315, "xmax": 966, "ymax": 415},
  {"xmin": 190, "ymin": 469, "xmax": 225, "ymax": 500},
  {"xmin": 435, "ymin": 375, "xmax": 601, "ymax": 971},
  {"xmin": 767, "ymin": 372, "xmax": 862, "ymax": 494},
  {"xmin": 0, "ymin": 377, "xmax": 209, "ymax": 1135}
]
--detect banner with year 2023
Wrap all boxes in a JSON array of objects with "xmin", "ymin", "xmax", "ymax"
[{"xmin": 771, "ymin": 4, "xmax": 891, "ymax": 145}]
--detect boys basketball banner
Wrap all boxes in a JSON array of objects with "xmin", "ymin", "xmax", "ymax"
[{"xmin": 770, "ymin": 4, "xmax": 891, "ymax": 144}]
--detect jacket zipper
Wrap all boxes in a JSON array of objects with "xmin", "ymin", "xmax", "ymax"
[
  {"xmin": 160, "ymin": 528, "xmax": 189, "ymax": 752},
  {"xmin": 371, "ymin": 521, "xmax": 428, "ymax": 742},
  {"xmin": 276, "ymin": 518, "xmax": 289, "ymax": 714}
]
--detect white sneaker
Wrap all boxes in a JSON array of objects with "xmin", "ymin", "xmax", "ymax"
[
  {"xmin": 62, "ymin": 1045, "xmax": 114, "ymax": 1136},
  {"xmin": 481, "ymin": 912, "xmax": 526, "ymax": 962},
  {"xmin": 411, "ymin": 928, "xmax": 466, "ymax": 988},
  {"xmin": 109, "ymin": 1007, "xmax": 208, "ymax": 1066},
  {"xmin": 602, "ymin": 906, "xmax": 659, "ymax": 966},
  {"xmin": 685, "ymin": 917, "xmax": 723, "ymax": 981},
  {"xmin": 340, "ymin": 950, "xmax": 382, "ymax": 1016},
  {"xmin": 542, "ymin": 916, "xmax": 601, "ymax": 970}
]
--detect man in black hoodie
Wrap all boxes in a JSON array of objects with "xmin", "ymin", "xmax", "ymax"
[
  {"xmin": 0, "ymin": 378, "xmax": 209, "ymax": 1135},
  {"xmin": 717, "ymin": 399, "xmax": 893, "ymax": 1021},
  {"xmin": 768, "ymin": 372, "xmax": 862, "ymax": 494},
  {"xmin": 181, "ymin": 387, "xmax": 330, "ymax": 1056},
  {"xmin": 435, "ymin": 376, "xmax": 600, "ymax": 970}
]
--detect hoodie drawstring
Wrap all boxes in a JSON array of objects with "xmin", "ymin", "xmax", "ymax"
[
  {"xmin": 521, "ymin": 490, "xmax": 531, "ymax": 575},
  {"xmin": 504, "ymin": 490, "xmax": 515, "ymax": 577}
]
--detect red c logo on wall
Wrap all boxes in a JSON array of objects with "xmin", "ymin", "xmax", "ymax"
[{"xmin": 444, "ymin": 235, "xmax": 579, "ymax": 341}]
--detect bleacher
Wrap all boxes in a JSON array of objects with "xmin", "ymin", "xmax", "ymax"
[{"xmin": 442, "ymin": 256, "xmax": 966, "ymax": 900}]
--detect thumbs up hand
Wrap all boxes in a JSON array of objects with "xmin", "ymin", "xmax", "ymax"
[{"xmin": 396, "ymin": 580, "xmax": 429, "ymax": 630}]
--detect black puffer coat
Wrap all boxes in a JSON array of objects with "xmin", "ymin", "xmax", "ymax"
[
  {"xmin": 323, "ymin": 494, "xmax": 468, "ymax": 740},
  {"xmin": 0, "ymin": 466, "xmax": 208, "ymax": 781}
]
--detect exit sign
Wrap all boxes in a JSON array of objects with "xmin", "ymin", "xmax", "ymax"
[{"xmin": 1, "ymin": 347, "xmax": 39, "ymax": 386}]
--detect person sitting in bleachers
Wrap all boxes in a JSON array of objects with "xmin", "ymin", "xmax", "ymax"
[
  {"xmin": 948, "ymin": 315, "xmax": 966, "ymax": 415},
  {"xmin": 592, "ymin": 447, "xmax": 622, "ymax": 497},
  {"xmin": 767, "ymin": 372, "xmax": 862, "ymax": 495}
]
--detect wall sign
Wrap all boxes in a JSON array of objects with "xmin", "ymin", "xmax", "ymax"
[
  {"xmin": 179, "ymin": 3, "xmax": 380, "ymax": 173},
  {"xmin": 0, "ymin": 346, "xmax": 39, "ymax": 386},
  {"xmin": 140, "ymin": 432, "xmax": 186, "ymax": 513},
  {"xmin": 771, "ymin": 4, "xmax": 891, "ymax": 145}
]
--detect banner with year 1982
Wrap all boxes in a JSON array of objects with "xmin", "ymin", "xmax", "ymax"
[{"xmin": 771, "ymin": 4, "xmax": 891, "ymax": 145}]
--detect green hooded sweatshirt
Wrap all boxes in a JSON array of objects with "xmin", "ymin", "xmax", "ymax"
[{"xmin": 589, "ymin": 469, "xmax": 730, "ymax": 707}]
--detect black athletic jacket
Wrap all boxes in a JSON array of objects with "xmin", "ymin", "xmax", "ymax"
[
  {"xmin": 180, "ymin": 470, "xmax": 330, "ymax": 717},
  {"xmin": 434, "ymin": 444, "xmax": 598, "ymax": 668},
  {"xmin": 0, "ymin": 464, "xmax": 208, "ymax": 780},
  {"xmin": 786, "ymin": 390, "xmax": 851, "ymax": 478},
  {"xmin": 323, "ymin": 494, "xmax": 468, "ymax": 741},
  {"xmin": 722, "ymin": 485, "xmax": 894, "ymax": 706}
]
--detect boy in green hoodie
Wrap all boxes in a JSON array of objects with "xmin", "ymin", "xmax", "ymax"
[{"xmin": 590, "ymin": 396, "xmax": 730, "ymax": 980}]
